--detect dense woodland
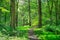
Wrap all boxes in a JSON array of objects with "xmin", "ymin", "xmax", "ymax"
[{"xmin": 0, "ymin": 0, "xmax": 60, "ymax": 40}]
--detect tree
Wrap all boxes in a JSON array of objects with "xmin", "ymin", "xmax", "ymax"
[
  {"xmin": 15, "ymin": 0, "xmax": 18, "ymax": 26},
  {"xmin": 0, "ymin": 9, "xmax": 2, "ymax": 24},
  {"xmin": 28, "ymin": 0, "xmax": 31, "ymax": 26},
  {"xmin": 0, "ymin": 0, "xmax": 2, "ymax": 24},
  {"xmin": 47, "ymin": 0, "xmax": 53, "ymax": 25},
  {"xmin": 38, "ymin": 0, "xmax": 42, "ymax": 27},
  {"xmin": 55, "ymin": 0, "xmax": 58, "ymax": 26},
  {"xmin": 10, "ymin": 0, "xmax": 16, "ymax": 29}
]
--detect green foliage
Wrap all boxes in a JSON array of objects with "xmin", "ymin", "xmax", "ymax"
[
  {"xmin": 16, "ymin": 26, "xmax": 31, "ymax": 30},
  {"xmin": 38, "ymin": 35, "xmax": 60, "ymax": 40},
  {"xmin": 0, "ymin": 7, "xmax": 10, "ymax": 12},
  {"xmin": 0, "ymin": 0, "xmax": 60, "ymax": 40}
]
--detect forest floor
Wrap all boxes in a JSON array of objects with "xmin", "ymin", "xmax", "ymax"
[
  {"xmin": 0, "ymin": 26, "xmax": 60, "ymax": 40},
  {"xmin": 0, "ymin": 35, "xmax": 60, "ymax": 40},
  {"xmin": 0, "ymin": 36, "xmax": 28, "ymax": 40}
]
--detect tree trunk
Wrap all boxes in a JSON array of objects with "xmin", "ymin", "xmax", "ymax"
[
  {"xmin": 10, "ymin": 0, "xmax": 16, "ymax": 29},
  {"xmin": 0, "ymin": 0, "xmax": 2, "ymax": 24},
  {"xmin": 38, "ymin": 0, "xmax": 42, "ymax": 28},
  {"xmin": 58, "ymin": 0, "xmax": 60, "ymax": 25},
  {"xmin": 15, "ymin": 0, "xmax": 18, "ymax": 27},
  {"xmin": 47, "ymin": 0, "xmax": 53, "ymax": 25},
  {"xmin": 28, "ymin": 0, "xmax": 31, "ymax": 26},
  {"xmin": 0, "ymin": 9, "xmax": 2, "ymax": 23},
  {"xmin": 55, "ymin": 0, "xmax": 58, "ymax": 26}
]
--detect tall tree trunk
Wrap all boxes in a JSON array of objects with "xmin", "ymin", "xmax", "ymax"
[
  {"xmin": 0, "ymin": 11, "xmax": 1, "ymax": 23},
  {"xmin": 58, "ymin": 0, "xmax": 60, "ymax": 25},
  {"xmin": 10, "ymin": 0, "xmax": 16, "ymax": 29},
  {"xmin": 15, "ymin": 0, "xmax": 18, "ymax": 27},
  {"xmin": 28, "ymin": 0, "xmax": 31, "ymax": 26},
  {"xmin": 50, "ymin": 0, "xmax": 53, "ymax": 25},
  {"xmin": 38, "ymin": 0, "xmax": 42, "ymax": 28},
  {"xmin": 0, "ymin": 0, "xmax": 2, "ymax": 25},
  {"xmin": 22, "ymin": 13, "xmax": 24, "ymax": 26},
  {"xmin": 55, "ymin": 0, "xmax": 58, "ymax": 26},
  {"xmin": 47, "ymin": 0, "xmax": 53, "ymax": 25},
  {"xmin": 4, "ymin": 12, "xmax": 6, "ymax": 25}
]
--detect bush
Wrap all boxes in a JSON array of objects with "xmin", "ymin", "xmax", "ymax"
[{"xmin": 38, "ymin": 35, "xmax": 60, "ymax": 40}]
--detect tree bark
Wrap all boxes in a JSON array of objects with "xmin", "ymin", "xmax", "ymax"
[
  {"xmin": 0, "ymin": 0, "xmax": 2, "ymax": 24},
  {"xmin": 10, "ymin": 0, "xmax": 16, "ymax": 29},
  {"xmin": 55, "ymin": 0, "xmax": 58, "ymax": 26},
  {"xmin": 28, "ymin": 0, "xmax": 31, "ymax": 26},
  {"xmin": 0, "ymin": 9, "xmax": 2, "ymax": 23},
  {"xmin": 38, "ymin": 0, "xmax": 42, "ymax": 28},
  {"xmin": 15, "ymin": 0, "xmax": 18, "ymax": 27},
  {"xmin": 47, "ymin": 0, "xmax": 53, "ymax": 25}
]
